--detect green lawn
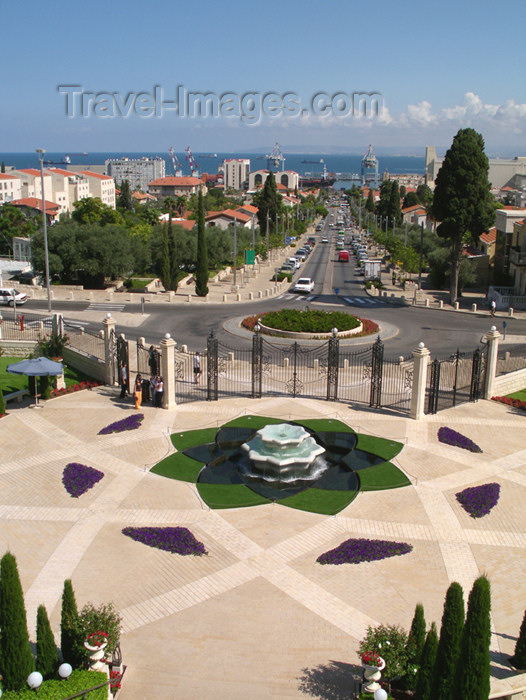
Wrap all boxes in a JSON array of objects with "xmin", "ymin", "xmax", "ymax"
[
  {"xmin": 0, "ymin": 356, "xmax": 96, "ymax": 395},
  {"xmin": 126, "ymin": 278, "xmax": 154, "ymax": 289},
  {"xmin": 355, "ymin": 433, "xmax": 403, "ymax": 461},
  {"xmin": 280, "ymin": 488, "xmax": 358, "ymax": 515},
  {"xmin": 170, "ymin": 427, "xmax": 218, "ymax": 451},
  {"xmin": 358, "ymin": 461, "xmax": 411, "ymax": 491},
  {"xmin": 196, "ymin": 483, "xmax": 269, "ymax": 509},
  {"xmin": 150, "ymin": 452, "xmax": 204, "ymax": 482},
  {"xmin": 507, "ymin": 388, "xmax": 526, "ymax": 402}
]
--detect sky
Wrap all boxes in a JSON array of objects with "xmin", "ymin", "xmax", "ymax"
[{"xmin": 2, "ymin": 0, "xmax": 525, "ymax": 157}]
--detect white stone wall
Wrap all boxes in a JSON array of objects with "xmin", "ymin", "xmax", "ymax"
[{"xmin": 492, "ymin": 367, "xmax": 526, "ymax": 396}]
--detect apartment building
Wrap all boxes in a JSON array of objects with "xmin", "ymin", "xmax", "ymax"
[
  {"xmin": 0, "ymin": 173, "xmax": 22, "ymax": 203},
  {"xmin": 79, "ymin": 171, "xmax": 116, "ymax": 208},
  {"xmin": 148, "ymin": 176, "xmax": 205, "ymax": 199},
  {"xmin": 46, "ymin": 168, "xmax": 90, "ymax": 215},
  {"xmin": 222, "ymin": 159, "xmax": 250, "ymax": 191},
  {"xmin": 106, "ymin": 156, "xmax": 165, "ymax": 192},
  {"xmin": 494, "ymin": 207, "xmax": 526, "ymax": 276},
  {"xmin": 11, "ymin": 169, "xmax": 53, "ymax": 200}
]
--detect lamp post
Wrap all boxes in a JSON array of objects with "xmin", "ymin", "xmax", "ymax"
[{"xmin": 36, "ymin": 149, "xmax": 51, "ymax": 312}]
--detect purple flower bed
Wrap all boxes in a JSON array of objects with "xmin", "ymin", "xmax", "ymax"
[
  {"xmin": 62, "ymin": 463, "xmax": 104, "ymax": 497},
  {"xmin": 99, "ymin": 413, "xmax": 144, "ymax": 435},
  {"xmin": 317, "ymin": 538, "xmax": 413, "ymax": 565},
  {"xmin": 456, "ymin": 482, "xmax": 500, "ymax": 518},
  {"xmin": 122, "ymin": 526, "xmax": 208, "ymax": 556},
  {"xmin": 438, "ymin": 427, "xmax": 482, "ymax": 453}
]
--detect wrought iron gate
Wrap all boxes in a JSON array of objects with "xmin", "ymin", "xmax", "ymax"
[
  {"xmin": 116, "ymin": 335, "xmax": 129, "ymax": 392},
  {"xmin": 426, "ymin": 345, "xmax": 487, "ymax": 414},
  {"xmin": 136, "ymin": 341, "xmax": 159, "ymax": 378}
]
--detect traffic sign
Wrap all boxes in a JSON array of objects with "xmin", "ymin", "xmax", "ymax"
[
  {"xmin": 334, "ymin": 288, "xmax": 339, "ymax": 295},
  {"xmin": 503, "ymin": 321, "xmax": 507, "ymax": 328}
]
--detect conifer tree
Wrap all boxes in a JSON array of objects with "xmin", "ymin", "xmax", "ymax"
[
  {"xmin": 61, "ymin": 578, "xmax": 81, "ymax": 666},
  {"xmin": 0, "ymin": 552, "xmax": 35, "ymax": 690},
  {"xmin": 160, "ymin": 224, "xmax": 172, "ymax": 291},
  {"xmin": 366, "ymin": 188, "xmax": 375, "ymax": 213},
  {"xmin": 454, "ymin": 575, "xmax": 491, "ymax": 700},
  {"xmin": 36, "ymin": 604, "xmax": 59, "ymax": 678},
  {"xmin": 195, "ymin": 190, "xmax": 209, "ymax": 297},
  {"xmin": 254, "ymin": 171, "xmax": 282, "ymax": 234},
  {"xmin": 431, "ymin": 581, "xmax": 465, "ymax": 700},
  {"xmin": 511, "ymin": 609, "xmax": 526, "ymax": 670},
  {"xmin": 416, "ymin": 622, "xmax": 438, "ymax": 700},
  {"xmin": 169, "ymin": 217, "xmax": 179, "ymax": 292},
  {"xmin": 0, "ymin": 388, "xmax": 5, "ymax": 416},
  {"xmin": 406, "ymin": 603, "xmax": 427, "ymax": 690},
  {"xmin": 389, "ymin": 180, "xmax": 402, "ymax": 226}
]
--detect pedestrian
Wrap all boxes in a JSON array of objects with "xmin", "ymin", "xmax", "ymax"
[
  {"xmin": 148, "ymin": 345, "xmax": 158, "ymax": 376},
  {"xmin": 155, "ymin": 376, "xmax": 164, "ymax": 408},
  {"xmin": 490, "ymin": 299, "xmax": 496, "ymax": 317},
  {"xmin": 134, "ymin": 374, "xmax": 142, "ymax": 410},
  {"xmin": 150, "ymin": 374, "xmax": 156, "ymax": 405},
  {"xmin": 119, "ymin": 362, "xmax": 128, "ymax": 399},
  {"xmin": 193, "ymin": 351, "xmax": 202, "ymax": 384}
]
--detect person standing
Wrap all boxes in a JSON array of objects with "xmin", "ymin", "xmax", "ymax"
[
  {"xmin": 155, "ymin": 376, "xmax": 164, "ymax": 408},
  {"xmin": 490, "ymin": 299, "xmax": 496, "ymax": 317},
  {"xmin": 150, "ymin": 375, "xmax": 156, "ymax": 406},
  {"xmin": 119, "ymin": 362, "xmax": 128, "ymax": 399},
  {"xmin": 134, "ymin": 374, "xmax": 143, "ymax": 410},
  {"xmin": 148, "ymin": 346, "xmax": 158, "ymax": 376},
  {"xmin": 193, "ymin": 351, "xmax": 202, "ymax": 384}
]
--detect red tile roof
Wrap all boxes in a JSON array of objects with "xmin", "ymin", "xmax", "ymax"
[
  {"xmin": 18, "ymin": 168, "xmax": 50, "ymax": 177},
  {"xmin": 402, "ymin": 205, "xmax": 426, "ymax": 214},
  {"xmin": 79, "ymin": 171, "xmax": 113, "ymax": 181},
  {"xmin": 149, "ymin": 176, "xmax": 202, "ymax": 187},
  {"xmin": 12, "ymin": 197, "xmax": 60, "ymax": 213},
  {"xmin": 479, "ymin": 226, "xmax": 497, "ymax": 244},
  {"xmin": 0, "ymin": 173, "xmax": 18, "ymax": 180},
  {"xmin": 172, "ymin": 218, "xmax": 195, "ymax": 230},
  {"xmin": 206, "ymin": 209, "xmax": 252, "ymax": 223},
  {"xmin": 236, "ymin": 204, "xmax": 258, "ymax": 215},
  {"xmin": 48, "ymin": 167, "xmax": 80, "ymax": 177}
]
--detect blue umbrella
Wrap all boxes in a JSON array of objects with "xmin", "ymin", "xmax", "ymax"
[{"xmin": 7, "ymin": 357, "xmax": 64, "ymax": 406}]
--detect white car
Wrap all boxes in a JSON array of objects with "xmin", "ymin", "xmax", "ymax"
[
  {"xmin": 0, "ymin": 288, "xmax": 28, "ymax": 306},
  {"xmin": 321, "ymin": 237, "xmax": 329, "ymax": 243},
  {"xmin": 294, "ymin": 277, "xmax": 315, "ymax": 293}
]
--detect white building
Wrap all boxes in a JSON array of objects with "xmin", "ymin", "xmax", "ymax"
[
  {"xmin": 46, "ymin": 168, "xmax": 90, "ymax": 215},
  {"xmin": 11, "ymin": 169, "xmax": 53, "ymax": 200},
  {"xmin": 425, "ymin": 146, "xmax": 526, "ymax": 190},
  {"xmin": 222, "ymin": 159, "xmax": 250, "ymax": 191},
  {"xmin": 79, "ymin": 171, "xmax": 116, "ymax": 208},
  {"xmin": 248, "ymin": 169, "xmax": 300, "ymax": 191},
  {"xmin": 105, "ymin": 156, "xmax": 165, "ymax": 192},
  {"xmin": 0, "ymin": 173, "xmax": 22, "ymax": 203}
]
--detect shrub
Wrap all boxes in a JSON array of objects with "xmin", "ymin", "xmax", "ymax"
[
  {"xmin": 0, "ymin": 388, "xmax": 5, "ymax": 415},
  {"xmin": 358, "ymin": 624, "xmax": 409, "ymax": 683},
  {"xmin": 36, "ymin": 333, "xmax": 69, "ymax": 358},
  {"xmin": 1, "ymin": 670, "xmax": 108, "ymax": 699},
  {"xmin": 433, "ymin": 582, "xmax": 465, "ymax": 699},
  {"xmin": 455, "ymin": 483, "xmax": 500, "ymax": 518},
  {"xmin": 61, "ymin": 579, "xmax": 83, "ymax": 667},
  {"xmin": 455, "ymin": 575, "xmax": 491, "ymax": 700},
  {"xmin": 437, "ymin": 427, "xmax": 482, "ymax": 453},
  {"xmin": 36, "ymin": 605, "xmax": 59, "ymax": 679},
  {"xmin": 260, "ymin": 308, "xmax": 361, "ymax": 333},
  {"xmin": 406, "ymin": 603, "xmax": 426, "ymax": 689},
  {"xmin": 415, "ymin": 622, "xmax": 438, "ymax": 700},
  {"xmin": 510, "ymin": 609, "xmax": 526, "ymax": 670},
  {"xmin": 317, "ymin": 538, "xmax": 412, "ymax": 565},
  {"xmin": 77, "ymin": 602, "xmax": 122, "ymax": 656},
  {"xmin": 492, "ymin": 395, "xmax": 526, "ymax": 412}
]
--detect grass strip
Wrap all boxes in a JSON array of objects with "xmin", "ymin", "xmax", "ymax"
[
  {"xmin": 0, "ymin": 356, "xmax": 97, "ymax": 394},
  {"xmin": 294, "ymin": 418, "xmax": 355, "ymax": 433},
  {"xmin": 221, "ymin": 415, "xmax": 284, "ymax": 430},
  {"xmin": 196, "ymin": 483, "xmax": 269, "ymax": 509},
  {"xmin": 507, "ymin": 388, "xmax": 526, "ymax": 402},
  {"xmin": 280, "ymin": 488, "xmax": 358, "ymax": 515},
  {"xmin": 170, "ymin": 427, "xmax": 218, "ymax": 451},
  {"xmin": 355, "ymin": 433, "xmax": 403, "ymax": 461},
  {"xmin": 150, "ymin": 452, "xmax": 203, "ymax": 482},
  {"xmin": 358, "ymin": 461, "xmax": 410, "ymax": 491}
]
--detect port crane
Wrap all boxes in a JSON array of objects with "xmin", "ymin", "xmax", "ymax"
[
  {"xmin": 361, "ymin": 144, "xmax": 379, "ymax": 186},
  {"xmin": 168, "ymin": 147, "xmax": 183, "ymax": 176},
  {"xmin": 265, "ymin": 143, "xmax": 285, "ymax": 171},
  {"xmin": 43, "ymin": 152, "xmax": 88, "ymax": 166},
  {"xmin": 185, "ymin": 147, "xmax": 199, "ymax": 177}
]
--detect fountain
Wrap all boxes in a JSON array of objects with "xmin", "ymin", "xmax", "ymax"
[{"xmin": 240, "ymin": 423, "xmax": 327, "ymax": 483}]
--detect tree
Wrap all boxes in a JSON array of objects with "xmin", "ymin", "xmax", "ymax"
[
  {"xmin": 0, "ymin": 552, "xmax": 34, "ymax": 690},
  {"xmin": 416, "ymin": 622, "xmax": 438, "ymax": 700},
  {"xmin": 0, "ymin": 387, "xmax": 5, "ymax": 416},
  {"xmin": 389, "ymin": 180, "xmax": 402, "ymax": 226},
  {"xmin": 1, "ymin": 161, "xmax": 5, "ymax": 173},
  {"xmin": 511, "ymin": 610, "xmax": 526, "ymax": 670},
  {"xmin": 454, "ymin": 575, "xmax": 491, "ymax": 700},
  {"xmin": 366, "ymin": 189, "xmax": 375, "ymax": 213},
  {"xmin": 432, "ymin": 581, "xmax": 465, "ymax": 700},
  {"xmin": 72, "ymin": 197, "xmax": 123, "ymax": 225},
  {"xmin": 359, "ymin": 623, "xmax": 410, "ymax": 683},
  {"xmin": 406, "ymin": 603, "xmax": 427, "ymax": 690},
  {"xmin": 195, "ymin": 190, "xmax": 209, "ymax": 297},
  {"xmin": 117, "ymin": 179, "xmax": 133, "ymax": 210},
  {"xmin": 160, "ymin": 224, "xmax": 172, "ymax": 291},
  {"xmin": 433, "ymin": 128, "xmax": 495, "ymax": 304},
  {"xmin": 36, "ymin": 604, "xmax": 59, "ymax": 679},
  {"xmin": 403, "ymin": 191, "xmax": 420, "ymax": 208},
  {"xmin": 254, "ymin": 171, "xmax": 282, "ymax": 235},
  {"xmin": 61, "ymin": 578, "xmax": 82, "ymax": 666},
  {"xmin": 0, "ymin": 203, "xmax": 38, "ymax": 256},
  {"xmin": 169, "ymin": 216, "xmax": 179, "ymax": 292},
  {"xmin": 417, "ymin": 183, "xmax": 433, "ymax": 207}
]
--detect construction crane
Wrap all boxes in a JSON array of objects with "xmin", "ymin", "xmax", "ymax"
[
  {"xmin": 43, "ymin": 152, "xmax": 88, "ymax": 166},
  {"xmin": 185, "ymin": 147, "xmax": 199, "ymax": 177},
  {"xmin": 361, "ymin": 144, "xmax": 379, "ymax": 186},
  {"xmin": 265, "ymin": 142, "xmax": 285, "ymax": 171},
  {"xmin": 168, "ymin": 147, "xmax": 182, "ymax": 176}
]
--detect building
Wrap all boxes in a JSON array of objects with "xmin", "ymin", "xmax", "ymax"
[
  {"xmin": 401, "ymin": 204, "xmax": 427, "ymax": 226},
  {"xmin": 222, "ymin": 159, "xmax": 250, "ymax": 191},
  {"xmin": 494, "ymin": 207, "xmax": 526, "ymax": 277},
  {"xmin": 46, "ymin": 168, "xmax": 90, "ymax": 215},
  {"xmin": 248, "ymin": 170, "xmax": 300, "ymax": 191},
  {"xmin": 0, "ymin": 173, "xmax": 22, "ymax": 203},
  {"xmin": 425, "ymin": 146, "xmax": 526, "ymax": 190},
  {"xmin": 205, "ymin": 209, "xmax": 254, "ymax": 230},
  {"xmin": 509, "ymin": 219, "xmax": 526, "ymax": 295},
  {"xmin": 106, "ymin": 156, "xmax": 165, "ymax": 192},
  {"xmin": 148, "ymin": 176, "xmax": 205, "ymax": 199},
  {"xmin": 478, "ymin": 227, "xmax": 497, "ymax": 266},
  {"xmin": 79, "ymin": 171, "xmax": 116, "ymax": 208},
  {"xmin": 11, "ymin": 169, "xmax": 53, "ymax": 200},
  {"xmin": 11, "ymin": 197, "xmax": 61, "ymax": 224}
]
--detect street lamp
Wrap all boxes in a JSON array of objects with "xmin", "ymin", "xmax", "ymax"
[
  {"xmin": 36, "ymin": 149, "xmax": 51, "ymax": 312},
  {"xmin": 27, "ymin": 671, "xmax": 43, "ymax": 691}
]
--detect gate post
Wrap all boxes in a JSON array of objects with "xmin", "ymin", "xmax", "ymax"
[
  {"xmin": 52, "ymin": 313, "xmax": 64, "ymax": 337},
  {"xmin": 207, "ymin": 331, "xmax": 218, "ymax": 401},
  {"xmin": 103, "ymin": 314, "xmax": 116, "ymax": 385},
  {"xmin": 369, "ymin": 337, "xmax": 384, "ymax": 408},
  {"xmin": 160, "ymin": 333, "xmax": 177, "ymax": 410},
  {"xmin": 252, "ymin": 324, "xmax": 263, "ymax": 398},
  {"xmin": 410, "ymin": 342, "xmax": 430, "ymax": 420},
  {"xmin": 327, "ymin": 328, "xmax": 340, "ymax": 401},
  {"xmin": 483, "ymin": 325, "xmax": 501, "ymax": 399}
]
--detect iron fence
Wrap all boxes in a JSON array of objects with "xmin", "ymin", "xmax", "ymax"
[{"xmin": 496, "ymin": 344, "xmax": 526, "ymax": 376}]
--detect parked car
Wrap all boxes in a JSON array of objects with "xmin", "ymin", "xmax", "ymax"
[
  {"xmin": 0, "ymin": 288, "xmax": 28, "ymax": 306},
  {"xmin": 321, "ymin": 237, "xmax": 329, "ymax": 243},
  {"xmin": 293, "ymin": 277, "xmax": 315, "ymax": 293},
  {"xmin": 288, "ymin": 257, "xmax": 301, "ymax": 269}
]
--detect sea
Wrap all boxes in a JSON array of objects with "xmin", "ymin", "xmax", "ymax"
[{"xmin": 2, "ymin": 151, "xmax": 426, "ymax": 189}]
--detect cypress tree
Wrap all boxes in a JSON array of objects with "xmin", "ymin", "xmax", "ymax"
[
  {"xmin": 195, "ymin": 190, "xmax": 209, "ymax": 297},
  {"xmin": 431, "ymin": 581, "xmax": 465, "ymax": 700},
  {"xmin": 0, "ymin": 388, "xmax": 5, "ymax": 416},
  {"xmin": 169, "ymin": 217, "xmax": 179, "ymax": 293},
  {"xmin": 511, "ymin": 609, "xmax": 526, "ymax": 670},
  {"xmin": 454, "ymin": 575, "xmax": 491, "ymax": 700},
  {"xmin": 0, "ymin": 552, "xmax": 35, "ymax": 690},
  {"xmin": 366, "ymin": 188, "xmax": 375, "ymax": 213},
  {"xmin": 36, "ymin": 604, "xmax": 59, "ymax": 679},
  {"xmin": 416, "ymin": 622, "xmax": 438, "ymax": 700},
  {"xmin": 406, "ymin": 603, "xmax": 426, "ymax": 690},
  {"xmin": 389, "ymin": 180, "xmax": 402, "ymax": 226},
  {"xmin": 61, "ymin": 578, "xmax": 81, "ymax": 666},
  {"xmin": 160, "ymin": 223, "xmax": 172, "ymax": 291}
]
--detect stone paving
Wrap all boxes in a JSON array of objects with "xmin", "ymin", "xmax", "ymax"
[{"xmin": 1, "ymin": 389, "xmax": 526, "ymax": 698}]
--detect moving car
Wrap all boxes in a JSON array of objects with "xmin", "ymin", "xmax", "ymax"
[
  {"xmin": 0, "ymin": 288, "xmax": 28, "ymax": 306},
  {"xmin": 338, "ymin": 250, "xmax": 350, "ymax": 262},
  {"xmin": 293, "ymin": 277, "xmax": 315, "ymax": 293},
  {"xmin": 321, "ymin": 237, "xmax": 329, "ymax": 243}
]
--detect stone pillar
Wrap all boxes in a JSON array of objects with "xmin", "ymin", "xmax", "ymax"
[
  {"xmin": 103, "ymin": 314, "xmax": 116, "ymax": 386},
  {"xmin": 0, "ymin": 311, "xmax": 3, "ymax": 340},
  {"xmin": 160, "ymin": 333, "xmax": 177, "ymax": 410},
  {"xmin": 52, "ymin": 313, "xmax": 64, "ymax": 336},
  {"xmin": 410, "ymin": 342, "xmax": 430, "ymax": 420},
  {"xmin": 483, "ymin": 326, "xmax": 501, "ymax": 400}
]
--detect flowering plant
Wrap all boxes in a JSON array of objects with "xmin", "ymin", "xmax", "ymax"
[
  {"xmin": 50, "ymin": 380, "xmax": 101, "ymax": 398},
  {"xmin": 110, "ymin": 670, "xmax": 122, "ymax": 694},
  {"xmin": 122, "ymin": 526, "xmax": 208, "ymax": 556},
  {"xmin": 456, "ymin": 482, "xmax": 500, "ymax": 518},
  {"xmin": 317, "ymin": 538, "xmax": 412, "ymax": 565},
  {"xmin": 99, "ymin": 413, "xmax": 144, "ymax": 435},
  {"xmin": 492, "ymin": 396, "xmax": 526, "ymax": 412},
  {"xmin": 437, "ymin": 427, "xmax": 482, "ymax": 453},
  {"xmin": 362, "ymin": 650, "xmax": 383, "ymax": 667},
  {"xmin": 86, "ymin": 630, "xmax": 108, "ymax": 647},
  {"xmin": 62, "ymin": 463, "xmax": 104, "ymax": 497}
]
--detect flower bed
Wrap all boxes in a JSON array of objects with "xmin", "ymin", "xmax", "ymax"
[
  {"xmin": 437, "ymin": 427, "xmax": 482, "ymax": 453},
  {"xmin": 122, "ymin": 526, "xmax": 208, "ymax": 556},
  {"xmin": 317, "ymin": 537, "xmax": 413, "ymax": 565},
  {"xmin": 63, "ymin": 463, "xmax": 105, "ymax": 497},
  {"xmin": 51, "ymin": 380, "xmax": 102, "ymax": 398},
  {"xmin": 455, "ymin": 482, "xmax": 500, "ymax": 518},
  {"xmin": 362, "ymin": 650, "xmax": 384, "ymax": 667},
  {"xmin": 242, "ymin": 311, "xmax": 379, "ymax": 338},
  {"xmin": 99, "ymin": 413, "xmax": 144, "ymax": 435},
  {"xmin": 492, "ymin": 396, "xmax": 526, "ymax": 412},
  {"xmin": 86, "ymin": 630, "xmax": 108, "ymax": 647}
]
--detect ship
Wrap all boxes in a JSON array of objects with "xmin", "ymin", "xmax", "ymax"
[
  {"xmin": 199, "ymin": 153, "xmax": 217, "ymax": 158},
  {"xmin": 301, "ymin": 158, "xmax": 324, "ymax": 164}
]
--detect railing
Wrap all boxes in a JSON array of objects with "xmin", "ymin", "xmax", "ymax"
[
  {"xmin": 509, "ymin": 247, "xmax": 526, "ymax": 266},
  {"xmin": 67, "ymin": 328, "xmax": 105, "ymax": 362},
  {"xmin": 0, "ymin": 310, "xmax": 52, "ymax": 341}
]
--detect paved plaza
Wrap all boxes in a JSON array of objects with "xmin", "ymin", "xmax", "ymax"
[{"xmin": 1, "ymin": 388, "xmax": 526, "ymax": 698}]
